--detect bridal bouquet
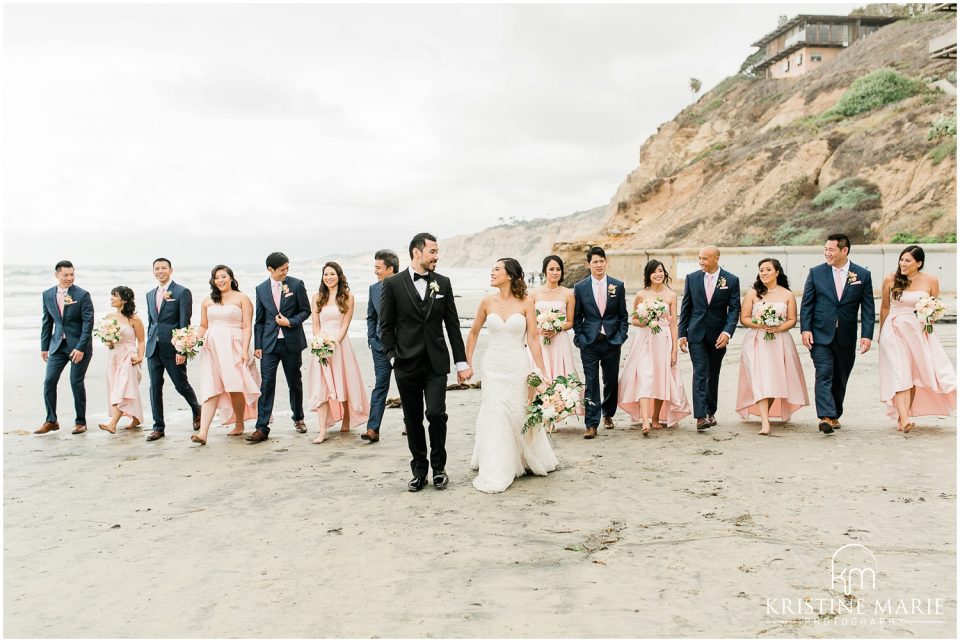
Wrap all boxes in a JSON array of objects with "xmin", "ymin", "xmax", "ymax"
[
  {"xmin": 536, "ymin": 310, "xmax": 566, "ymax": 345},
  {"xmin": 171, "ymin": 326, "xmax": 204, "ymax": 359},
  {"xmin": 94, "ymin": 317, "xmax": 121, "ymax": 349},
  {"xmin": 914, "ymin": 295, "xmax": 946, "ymax": 334},
  {"xmin": 632, "ymin": 298, "xmax": 668, "ymax": 334},
  {"xmin": 524, "ymin": 372, "xmax": 586, "ymax": 434},
  {"xmin": 311, "ymin": 336, "xmax": 338, "ymax": 366},
  {"xmin": 751, "ymin": 301, "xmax": 785, "ymax": 341}
]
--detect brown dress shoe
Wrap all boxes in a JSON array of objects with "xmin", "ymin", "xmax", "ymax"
[
  {"xmin": 602, "ymin": 417, "xmax": 615, "ymax": 429},
  {"xmin": 707, "ymin": 415, "xmax": 718, "ymax": 427},
  {"xmin": 72, "ymin": 425, "xmax": 87, "ymax": 434},
  {"xmin": 696, "ymin": 418, "xmax": 709, "ymax": 431},
  {"xmin": 584, "ymin": 427, "xmax": 598, "ymax": 439},
  {"xmin": 361, "ymin": 429, "xmax": 380, "ymax": 443},
  {"xmin": 294, "ymin": 420, "xmax": 307, "ymax": 434},
  {"xmin": 146, "ymin": 431, "xmax": 164, "ymax": 441},
  {"xmin": 34, "ymin": 421, "xmax": 59, "ymax": 434},
  {"xmin": 245, "ymin": 429, "xmax": 268, "ymax": 443}
]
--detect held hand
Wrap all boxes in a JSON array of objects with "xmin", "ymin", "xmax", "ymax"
[
  {"xmin": 253, "ymin": 349, "xmax": 262, "ymax": 360},
  {"xmin": 678, "ymin": 337, "xmax": 688, "ymax": 353},
  {"xmin": 860, "ymin": 338, "xmax": 872, "ymax": 354},
  {"xmin": 801, "ymin": 331, "xmax": 814, "ymax": 350},
  {"xmin": 131, "ymin": 356, "xmax": 143, "ymax": 366},
  {"xmin": 714, "ymin": 334, "xmax": 729, "ymax": 349},
  {"xmin": 275, "ymin": 313, "xmax": 290, "ymax": 328},
  {"xmin": 41, "ymin": 351, "xmax": 48, "ymax": 363},
  {"xmin": 458, "ymin": 367, "xmax": 474, "ymax": 383},
  {"xmin": 70, "ymin": 349, "xmax": 84, "ymax": 364},
  {"xmin": 175, "ymin": 354, "xmax": 186, "ymax": 366}
]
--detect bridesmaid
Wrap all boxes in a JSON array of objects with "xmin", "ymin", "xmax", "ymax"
[
  {"xmin": 192, "ymin": 265, "xmax": 261, "ymax": 445},
  {"xmin": 306, "ymin": 262, "xmax": 370, "ymax": 444},
  {"xmin": 618, "ymin": 259, "xmax": 691, "ymax": 434},
  {"xmin": 98, "ymin": 286, "xmax": 145, "ymax": 434},
  {"xmin": 531, "ymin": 255, "xmax": 579, "ymax": 381},
  {"xmin": 735, "ymin": 258, "xmax": 808, "ymax": 435},
  {"xmin": 879, "ymin": 245, "xmax": 956, "ymax": 431}
]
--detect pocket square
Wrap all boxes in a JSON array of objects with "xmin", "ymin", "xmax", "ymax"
[
  {"xmin": 284, "ymin": 293, "xmax": 294, "ymax": 297},
  {"xmin": 848, "ymin": 282, "xmax": 861, "ymax": 286},
  {"xmin": 435, "ymin": 294, "xmax": 445, "ymax": 299}
]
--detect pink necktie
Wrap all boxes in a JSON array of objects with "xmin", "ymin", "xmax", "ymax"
[
  {"xmin": 705, "ymin": 273, "xmax": 715, "ymax": 304},
  {"xmin": 834, "ymin": 268, "xmax": 844, "ymax": 300},
  {"xmin": 156, "ymin": 287, "xmax": 165, "ymax": 313},
  {"xmin": 272, "ymin": 281, "xmax": 281, "ymax": 309},
  {"xmin": 595, "ymin": 280, "xmax": 606, "ymax": 316},
  {"xmin": 56, "ymin": 290, "xmax": 65, "ymax": 315}
]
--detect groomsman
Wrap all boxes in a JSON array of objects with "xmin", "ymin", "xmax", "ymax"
[
  {"xmin": 678, "ymin": 246, "xmax": 741, "ymax": 431},
  {"xmin": 800, "ymin": 233, "xmax": 875, "ymax": 434},
  {"xmin": 362, "ymin": 249, "xmax": 399, "ymax": 443},
  {"xmin": 37, "ymin": 260, "xmax": 94, "ymax": 435},
  {"xmin": 145, "ymin": 258, "xmax": 202, "ymax": 441},
  {"xmin": 572, "ymin": 246, "xmax": 629, "ymax": 440},
  {"xmin": 248, "ymin": 251, "xmax": 311, "ymax": 443}
]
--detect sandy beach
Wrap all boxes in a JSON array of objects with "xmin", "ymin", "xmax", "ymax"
[{"xmin": 3, "ymin": 318, "xmax": 956, "ymax": 638}]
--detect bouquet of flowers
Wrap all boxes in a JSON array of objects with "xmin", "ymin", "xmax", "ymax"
[
  {"xmin": 94, "ymin": 317, "xmax": 121, "ymax": 349},
  {"xmin": 311, "ymin": 336, "xmax": 338, "ymax": 366},
  {"xmin": 751, "ymin": 301, "xmax": 785, "ymax": 340},
  {"xmin": 524, "ymin": 372, "xmax": 586, "ymax": 434},
  {"xmin": 536, "ymin": 309, "xmax": 566, "ymax": 345},
  {"xmin": 171, "ymin": 326, "xmax": 204, "ymax": 359},
  {"xmin": 632, "ymin": 298, "xmax": 668, "ymax": 334},
  {"xmin": 914, "ymin": 295, "xmax": 947, "ymax": 334}
]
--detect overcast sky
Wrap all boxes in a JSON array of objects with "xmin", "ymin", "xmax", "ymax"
[{"xmin": 2, "ymin": 2, "xmax": 859, "ymax": 266}]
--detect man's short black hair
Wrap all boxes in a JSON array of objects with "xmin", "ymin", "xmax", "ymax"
[
  {"xmin": 375, "ymin": 249, "xmax": 400, "ymax": 274},
  {"xmin": 586, "ymin": 246, "xmax": 606, "ymax": 262},
  {"xmin": 409, "ymin": 233, "xmax": 437, "ymax": 259},
  {"xmin": 266, "ymin": 252, "xmax": 289, "ymax": 270},
  {"xmin": 55, "ymin": 260, "xmax": 73, "ymax": 272}
]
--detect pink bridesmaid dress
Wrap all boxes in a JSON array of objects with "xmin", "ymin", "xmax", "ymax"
[
  {"xmin": 879, "ymin": 290, "xmax": 956, "ymax": 420},
  {"xmin": 106, "ymin": 323, "xmax": 143, "ymax": 423},
  {"xmin": 306, "ymin": 304, "xmax": 370, "ymax": 428},
  {"xmin": 617, "ymin": 310, "xmax": 691, "ymax": 426},
  {"xmin": 199, "ymin": 303, "xmax": 261, "ymax": 424},
  {"xmin": 735, "ymin": 301, "xmax": 809, "ymax": 421},
  {"xmin": 533, "ymin": 299, "xmax": 580, "ymax": 382}
]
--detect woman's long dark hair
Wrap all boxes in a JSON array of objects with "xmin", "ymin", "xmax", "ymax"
[
  {"xmin": 753, "ymin": 258, "xmax": 789, "ymax": 298},
  {"xmin": 542, "ymin": 255, "xmax": 565, "ymax": 284},
  {"xmin": 643, "ymin": 259, "xmax": 672, "ymax": 288},
  {"xmin": 892, "ymin": 245, "xmax": 924, "ymax": 301},
  {"xmin": 318, "ymin": 262, "xmax": 350, "ymax": 313},
  {"xmin": 111, "ymin": 286, "xmax": 136, "ymax": 318},
  {"xmin": 209, "ymin": 265, "xmax": 240, "ymax": 304},
  {"xmin": 498, "ymin": 258, "xmax": 527, "ymax": 300}
]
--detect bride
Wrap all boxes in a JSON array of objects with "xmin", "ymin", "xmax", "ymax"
[{"xmin": 465, "ymin": 258, "xmax": 559, "ymax": 493}]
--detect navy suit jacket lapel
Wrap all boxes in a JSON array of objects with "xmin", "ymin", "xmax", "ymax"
[
  {"xmin": 158, "ymin": 281, "xmax": 174, "ymax": 316},
  {"xmin": 262, "ymin": 281, "xmax": 279, "ymax": 316},
  {"xmin": 148, "ymin": 287, "xmax": 159, "ymax": 322},
  {"xmin": 585, "ymin": 280, "xmax": 602, "ymax": 318},
  {"xmin": 48, "ymin": 289, "xmax": 63, "ymax": 322}
]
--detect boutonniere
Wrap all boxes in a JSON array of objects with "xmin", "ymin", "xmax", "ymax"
[
  {"xmin": 282, "ymin": 283, "xmax": 290, "ymax": 295},
  {"xmin": 63, "ymin": 294, "xmax": 75, "ymax": 305},
  {"xmin": 163, "ymin": 290, "xmax": 174, "ymax": 301},
  {"xmin": 847, "ymin": 272, "xmax": 858, "ymax": 285},
  {"xmin": 607, "ymin": 284, "xmax": 617, "ymax": 297},
  {"xmin": 429, "ymin": 281, "xmax": 440, "ymax": 295},
  {"xmin": 717, "ymin": 276, "xmax": 728, "ymax": 288}
]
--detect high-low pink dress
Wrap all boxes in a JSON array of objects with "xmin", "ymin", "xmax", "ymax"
[
  {"xmin": 306, "ymin": 304, "xmax": 370, "ymax": 428},
  {"xmin": 533, "ymin": 299, "xmax": 580, "ymax": 382},
  {"xmin": 879, "ymin": 290, "xmax": 956, "ymax": 421},
  {"xmin": 106, "ymin": 322, "xmax": 143, "ymax": 423},
  {"xmin": 617, "ymin": 305, "xmax": 691, "ymax": 427},
  {"xmin": 198, "ymin": 303, "xmax": 261, "ymax": 425},
  {"xmin": 735, "ymin": 301, "xmax": 809, "ymax": 421}
]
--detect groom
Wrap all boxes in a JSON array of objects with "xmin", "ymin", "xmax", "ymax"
[
  {"xmin": 378, "ymin": 233, "xmax": 470, "ymax": 491},
  {"xmin": 800, "ymin": 233, "xmax": 874, "ymax": 435},
  {"xmin": 572, "ymin": 246, "xmax": 629, "ymax": 440},
  {"xmin": 248, "ymin": 251, "xmax": 311, "ymax": 443}
]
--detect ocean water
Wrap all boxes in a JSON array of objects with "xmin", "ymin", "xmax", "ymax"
[{"xmin": 3, "ymin": 262, "xmax": 492, "ymax": 354}]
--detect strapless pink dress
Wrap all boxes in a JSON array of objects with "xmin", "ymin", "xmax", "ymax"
[
  {"xmin": 617, "ymin": 312, "xmax": 691, "ymax": 426},
  {"xmin": 735, "ymin": 301, "xmax": 809, "ymax": 421},
  {"xmin": 106, "ymin": 323, "xmax": 143, "ymax": 423},
  {"xmin": 879, "ymin": 290, "xmax": 956, "ymax": 420},
  {"xmin": 306, "ymin": 305, "xmax": 370, "ymax": 428},
  {"xmin": 532, "ymin": 299, "xmax": 580, "ymax": 383},
  {"xmin": 198, "ymin": 303, "xmax": 261, "ymax": 425}
]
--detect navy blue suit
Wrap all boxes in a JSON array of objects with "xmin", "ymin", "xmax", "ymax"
[
  {"xmin": 572, "ymin": 276, "xmax": 629, "ymax": 428},
  {"xmin": 253, "ymin": 276, "xmax": 311, "ymax": 434},
  {"xmin": 145, "ymin": 281, "xmax": 201, "ymax": 432},
  {"xmin": 800, "ymin": 262, "xmax": 875, "ymax": 419},
  {"xmin": 366, "ymin": 280, "xmax": 392, "ymax": 433},
  {"xmin": 41, "ymin": 285, "xmax": 94, "ymax": 425},
  {"xmin": 678, "ymin": 269, "xmax": 741, "ymax": 419}
]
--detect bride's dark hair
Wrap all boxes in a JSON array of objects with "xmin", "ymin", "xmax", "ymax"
[
  {"xmin": 209, "ymin": 265, "xmax": 240, "ymax": 304},
  {"xmin": 497, "ymin": 258, "xmax": 527, "ymax": 301}
]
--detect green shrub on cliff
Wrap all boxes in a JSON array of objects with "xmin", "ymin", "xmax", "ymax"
[
  {"xmin": 825, "ymin": 68, "xmax": 925, "ymax": 119},
  {"xmin": 811, "ymin": 178, "xmax": 881, "ymax": 212}
]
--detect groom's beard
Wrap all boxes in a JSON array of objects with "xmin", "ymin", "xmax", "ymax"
[{"xmin": 416, "ymin": 258, "xmax": 437, "ymax": 273}]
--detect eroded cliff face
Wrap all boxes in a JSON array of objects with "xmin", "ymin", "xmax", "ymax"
[{"xmin": 561, "ymin": 15, "xmax": 956, "ymax": 257}]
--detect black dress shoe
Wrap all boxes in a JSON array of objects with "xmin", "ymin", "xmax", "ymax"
[
  {"xmin": 408, "ymin": 476, "xmax": 427, "ymax": 492},
  {"xmin": 707, "ymin": 415, "xmax": 718, "ymax": 427},
  {"xmin": 433, "ymin": 471, "xmax": 449, "ymax": 490},
  {"xmin": 818, "ymin": 420, "xmax": 834, "ymax": 435}
]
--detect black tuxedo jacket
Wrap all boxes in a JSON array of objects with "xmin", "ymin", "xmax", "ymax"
[{"xmin": 378, "ymin": 270, "xmax": 466, "ymax": 375}]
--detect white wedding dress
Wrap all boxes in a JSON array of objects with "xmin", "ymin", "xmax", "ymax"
[{"xmin": 471, "ymin": 313, "xmax": 559, "ymax": 493}]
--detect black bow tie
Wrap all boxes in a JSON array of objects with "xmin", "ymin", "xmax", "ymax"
[{"xmin": 413, "ymin": 272, "xmax": 429, "ymax": 282}]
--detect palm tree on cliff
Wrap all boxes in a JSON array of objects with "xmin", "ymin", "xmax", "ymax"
[{"xmin": 689, "ymin": 77, "xmax": 702, "ymax": 104}]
